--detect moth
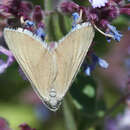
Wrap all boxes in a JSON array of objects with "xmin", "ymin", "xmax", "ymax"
[{"xmin": 4, "ymin": 22, "xmax": 95, "ymax": 111}]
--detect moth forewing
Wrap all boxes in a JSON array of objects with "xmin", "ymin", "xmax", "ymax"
[
  {"xmin": 53, "ymin": 23, "xmax": 95, "ymax": 99},
  {"xmin": 4, "ymin": 22, "xmax": 95, "ymax": 111},
  {"xmin": 4, "ymin": 28, "xmax": 56, "ymax": 109}
]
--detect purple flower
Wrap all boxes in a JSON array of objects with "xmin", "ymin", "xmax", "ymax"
[
  {"xmin": 25, "ymin": 20, "xmax": 35, "ymax": 28},
  {"xmin": 104, "ymin": 118, "xmax": 118, "ymax": 130},
  {"xmin": 19, "ymin": 123, "xmax": 36, "ymax": 130},
  {"xmin": 32, "ymin": 5, "xmax": 44, "ymax": 24},
  {"xmin": 84, "ymin": 54, "xmax": 97, "ymax": 76},
  {"xmin": 106, "ymin": 36, "xmax": 112, "ymax": 43},
  {"xmin": 85, "ymin": 66, "xmax": 91, "ymax": 76},
  {"xmin": 98, "ymin": 58, "xmax": 109, "ymax": 69},
  {"xmin": 35, "ymin": 22, "xmax": 46, "ymax": 41},
  {"xmin": 100, "ymin": 19, "xmax": 109, "ymax": 28},
  {"xmin": 0, "ymin": 117, "xmax": 11, "ymax": 130},
  {"xmin": 117, "ymin": 108, "xmax": 130, "ymax": 129},
  {"xmin": 107, "ymin": 24, "xmax": 123, "ymax": 42},
  {"xmin": 0, "ymin": 60, "xmax": 9, "ymax": 74},
  {"xmin": 89, "ymin": 0, "xmax": 108, "ymax": 8},
  {"xmin": 120, "ymin": 4, "xmax": 130, "ymax": 15},
  {"xmin": 72, "ymin": 12, "xmax": 80, "ymax": 29},
  {"xmin": 105, "ymin": 108, "xmax": 130, "ymax": 130},
  {"xmin": 60, "ymin": 1, "xmax": 79, "ymax": 13},
  {"xmin": 0, "ymin": 117, "xmax": 36, "ymax": 130},
  {"xmin": 84, "ymin": 62, "xmax": 97, "ymax": 76},
  {"xmin": 72, "ymin": 12, "xmax": 80, "ymax": 22},
  {"xmin": 0, "ymin": 46, "xmax": 14, "ymax": 74},
  {"xmin": 84, "ymin": 54, "xmax": 109, "ymax": 76},
  {"xmin": 0, "ymin": 0, "xmax": 33, "ymax": 18},
  {"xmin": 0, "ymin": 0, "xmax": 34, "ymax": 33},
  {"xmin": 59, "ymin": 0, "xmax": 130, "ymax": 29},
  {"xmin": 35, "ymin": 27, "xmax": 46, "ymax": 41}
]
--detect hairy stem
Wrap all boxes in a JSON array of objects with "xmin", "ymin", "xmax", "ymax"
[
  {"xmin": 63, "ymin": 94, "xmax": 77, "ymax": 130},
  {"xmin": 92, "ymin": 92, "xmax": 130, "ymax": 128}
]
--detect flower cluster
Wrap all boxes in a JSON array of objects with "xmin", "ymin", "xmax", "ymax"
[
  {"xmin": 0, "ymin": 46, "xmax": 14, "ymax": 74},
  {"xmin": 107, "ymin": 24, "xmax": 123, "ymax": 42},
  {"xmin": 83, "ymin": 53, "xmax": 109, "ymax": 76},
  {"xmin": 89, "ymin": 0, "xmax": 108, "ymax": 8},
  {"xmin": 0, "ymin": 0, "xmax": 33, "ymax": 19},
  {"xmin": 60, "ymin": 0, "xmax": 130, "ymax": 75},
  {"xmin": 0, "ymin": 0, "xmax": 129, "ymax": 76},
  {"xmin": 0, "ymin": 0, "xmax": 46, "ymax": 75},
  {"xmin": 0, "ymin": 0, "xmax": 45, "ymax": 36},
  {"xmin": 60, "ymin": 0, "xmax": 130, "ymax": 35}
]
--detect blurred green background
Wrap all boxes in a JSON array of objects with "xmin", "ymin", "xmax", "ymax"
[{"xmin": 0, "ymin": 0, "xmax": 130, "ymax": 130}]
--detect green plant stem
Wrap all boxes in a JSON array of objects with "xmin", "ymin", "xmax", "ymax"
[
  {"xmin": 90, "ymin": 92, "xmax": 130, "ymax": 128},
  {"xmin": 44, "ymin": 0, "xmax": 52, "ymax": 11},
  {"xmin": 63, "ymin": 94, "xmax": 77, "ymax": 130},
  {"xmin": 44, "ymin": 0, "xmax": 53, "ymax": 41}
]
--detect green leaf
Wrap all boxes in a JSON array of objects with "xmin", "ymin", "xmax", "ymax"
[
  {"xmin": 82, "ymin": 84, "xmax": 95, "ymax": 98},
  {"xmin": 70, "ymin": 73, "xmax": 97, "ymax": 114}
]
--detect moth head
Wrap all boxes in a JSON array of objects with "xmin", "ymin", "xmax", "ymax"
[
  {"xmin": 44, "ymin": 98, "xmax": 61, "ymax": 111},
  {"xmin": 43, "ymin": 88, "xmax": 61, "ymax": 111}
]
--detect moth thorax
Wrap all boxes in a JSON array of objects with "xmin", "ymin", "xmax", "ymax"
[
  {"xmin": 49, "ymin": 88, "xmax": 59, "ymax": 109},
  {"xmin": 49, "ymin": 97, "xmax": 58, "ymax": 108},
  {"xmin": 49, "ymin": 88, "xmax": 56, "ymax": 97}
]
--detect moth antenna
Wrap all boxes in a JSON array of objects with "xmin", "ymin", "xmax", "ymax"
[
  {"xmin": 20, "ymin": 16, "xmax": 25, "ymax": 25},
  {"xmin": 77, "ymin": 9, "xmax": 83, "ymax": 24},
  {"xmin": 93, "ymin": 24, "xmax": 114, "ymax": 38}
]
